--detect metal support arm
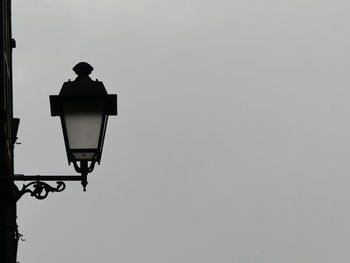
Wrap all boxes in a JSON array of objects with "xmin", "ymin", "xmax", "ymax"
[
  {"xmin": 7, "ymin": 174, "xmax": 84, "ymax": 201},
  {"xmin": 1, "ymin": 160, "xmax": 91, "ymax": 201},
  {"xmin": 13, "ymin": 174, "xmax": 82, "ymax": 181}
]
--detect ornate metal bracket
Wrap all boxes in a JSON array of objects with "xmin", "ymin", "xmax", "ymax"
[
  {"xmin": 17, "ymin": 181, "xmax": 66, "ymax": 201},
  {"xmin": 1, "ymin": 174, "xmax": 87, "ymax": 201},
  {"xmin": 11, "ymin": 174, "xmax": 83, "ymax": 201}
]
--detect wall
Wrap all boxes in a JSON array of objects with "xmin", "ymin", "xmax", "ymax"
[{"xmin": 0, "ymin": 0, "xmax": 18, "ymax": 262}]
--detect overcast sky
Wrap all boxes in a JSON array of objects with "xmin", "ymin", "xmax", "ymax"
[{"xmin": 11, "ymin": 0, "xmax": 350, "ymax": 262}]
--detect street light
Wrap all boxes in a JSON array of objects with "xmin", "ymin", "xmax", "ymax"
[
  {"xmin": 50, "ymin": 62, "xmax": 117, "ymax": 191},
  {"xmin": 8, "ymin": 62, "xmax": 117, "ymax": 200}
]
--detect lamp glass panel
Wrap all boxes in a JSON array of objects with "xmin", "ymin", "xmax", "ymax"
[{"xmin": 62, "ymin": 101, "xmax": 104, "ymax": 160}]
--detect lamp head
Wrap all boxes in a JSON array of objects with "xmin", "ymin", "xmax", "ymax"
[{"xmin": 50, "ymin": 62, "xmax": 117, "ymax": 173}]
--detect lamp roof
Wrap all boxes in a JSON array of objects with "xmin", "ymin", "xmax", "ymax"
[
  {"xmin": 59, "ymin": 62, "xmax": 107, "ymax": 96},
  {"xmin": 50, "ymin": 62, "xmax": 118, "ymax": 116}
]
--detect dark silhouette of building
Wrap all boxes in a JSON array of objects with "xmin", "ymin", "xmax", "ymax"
[{"xmin": 0, "ymin": 0, "xmax": 18, "ymax": 262}]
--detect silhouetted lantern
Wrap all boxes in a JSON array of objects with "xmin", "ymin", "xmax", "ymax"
[{"xmin": 50, "ymin": 62, "xmax": 117, "ymax": 189}]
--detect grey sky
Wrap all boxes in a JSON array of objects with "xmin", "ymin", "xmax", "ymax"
[{"xmin": 12, "ymin": 0, "xmax": 350, "ymax": 262}]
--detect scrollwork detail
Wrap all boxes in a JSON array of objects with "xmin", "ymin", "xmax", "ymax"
[{"xmin": 17, "ymin": 181, "xmax": 66, "ymax": 200}]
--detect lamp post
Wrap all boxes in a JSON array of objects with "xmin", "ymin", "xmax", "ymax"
[
  {"xmin": 8, "ymin": 62, "xmax": 117, "ymax": 200},
  {"xmin": 0, "ymin": 61, "xmax": 117, "ymax": 263}
]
